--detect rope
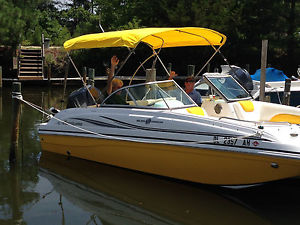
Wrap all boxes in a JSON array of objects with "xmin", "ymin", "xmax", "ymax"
[{"xmin": 14, "ymin": 95, "xmax": 262, "ymax": 146}]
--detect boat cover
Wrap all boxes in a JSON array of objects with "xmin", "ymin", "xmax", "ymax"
[
  {"xmin": 251, "ymin": 68, "xmax": 288, "ymax": 82},
  {"xmin": 64, "ymin": 27, "xmax": 226, "ymax": 51}
]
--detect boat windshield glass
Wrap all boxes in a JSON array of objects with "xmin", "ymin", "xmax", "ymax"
[
  {"xmin": 102, "ymin": 80, "xmax": 196, "ymax": 109},
  {"xmin": 205, "ymin": 75, "xmax": 252, "ymax": 101}
]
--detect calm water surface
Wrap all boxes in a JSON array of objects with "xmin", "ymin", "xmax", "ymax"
[{"xmin": 1, "ymin": 85, "xmax": 300, "ymax": 225}]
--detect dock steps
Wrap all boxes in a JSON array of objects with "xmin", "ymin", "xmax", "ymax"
[{"xmin": 18, "ymin": 46, "xmax": 44, "ymax": 80}]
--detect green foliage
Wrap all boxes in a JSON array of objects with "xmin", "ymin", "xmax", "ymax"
[
  {"xmin": 0, "ymin": 0, "xmax": 299, "ymax": 75},
  {"xmin": 45, "ymin": 47, "xmax": 68, "ymax": 76}
]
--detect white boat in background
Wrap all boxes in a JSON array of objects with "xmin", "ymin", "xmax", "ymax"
[
  {"xmin": 213, "ymin": 65, "xmax": 300, "ymax": 107},
  {"xmin": 38, "ymin": 27, "xmax": 300, "ymax": 186},
  {"xmin": 251, "ymin": 80, "xmax": 300, "ymax": 107},
  {"xmin": 251, "ymin": 67, "xmax": 300, "ymax": 107}
]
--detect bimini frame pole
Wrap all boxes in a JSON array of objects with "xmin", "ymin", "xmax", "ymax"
[
  {"xmin": 128, "ymin": 35, "xmax": 166, "ymax": 86},
  {"xmin": 150, "ymin": 35, "xmax": 171, "ymax": 77},
  {"xmin": 176, "ymin": 30, "xmax": 242, "ymax": 80},
  {"xmin": 134, "ymin": 30, "xmax": 228, "ymax": 80},
  {"xmin": 114, "ymin": 48, "xmax": 135, "ymax": 78},
  {"xmin": 67, "ymin": 52, "xmax": 97, "ymax": 105},
  {"xmin": 195, "ymin": 45, "xmax": 223, "ymax": 78},
  {"xmin": 171, "ymin": 30, "xmax": 227, "ymax": 79}
]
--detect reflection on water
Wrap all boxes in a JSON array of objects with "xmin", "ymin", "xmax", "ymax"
[
  {"xmin": 0, "ymin": 85, "xmax": 300, "ymax": 225},
  {"xmin": 39, "ymin": 152, "xmax": 269, "ymax": 225}
]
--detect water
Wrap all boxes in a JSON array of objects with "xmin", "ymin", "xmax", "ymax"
[{"xmin": 1, "ymin": 85, "xmax": 300, "ymax": 225}]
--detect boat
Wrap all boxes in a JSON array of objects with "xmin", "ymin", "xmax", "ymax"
[
  {"xmin": 250, "ymin": 68, "xmax": 300, "ymax": 107},
  {"xmin": 38, "ymin": 27, "xmax": 300, "ymax": 186},
  {"xmin": 209, "ymin": 65, "xmax": 300, "ymax": 107}
]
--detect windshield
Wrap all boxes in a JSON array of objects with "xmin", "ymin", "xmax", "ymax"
[
  {"xmin": 205, "ymin": 75, "xmax": 252, "ymax": 101},
  {"xmin": 102, "ymin": 80, "xmax": 196, "ymax": 109}
]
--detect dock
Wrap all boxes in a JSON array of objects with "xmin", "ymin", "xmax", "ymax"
[
  {"xmin": 1, "ymin": 43, "xmax": 194, "ymax": 87},
  {"xmin": 1, "ymin": 75, "xmax": 189, "ymax": 86}
]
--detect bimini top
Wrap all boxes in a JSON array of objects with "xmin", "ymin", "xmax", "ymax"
[{"xmin": 64, "ymin": 27, "xmax": 226, "ymax": 51}]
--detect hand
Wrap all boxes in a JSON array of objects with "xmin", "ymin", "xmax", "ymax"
[
  {"xmin": 169, "ymin": 71, "xmax": 178, "ymax": 79},
  {"xmin": 111, "ymin": 55, "xmax": 119, "ymax": 67}
]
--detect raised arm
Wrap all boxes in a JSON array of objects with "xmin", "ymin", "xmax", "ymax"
[{"xmin": 106, "ymin": 55, "xmax": 119, "ymax": 95}]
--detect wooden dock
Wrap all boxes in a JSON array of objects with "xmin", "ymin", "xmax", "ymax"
[{"xmin": 2, "ymin": 75, "xmax": 188, "ymax": 86}]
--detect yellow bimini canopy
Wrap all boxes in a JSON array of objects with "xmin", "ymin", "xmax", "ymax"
[{"xmin": 64, "ymin": 27, "xmax": 226, "ymax": 51}]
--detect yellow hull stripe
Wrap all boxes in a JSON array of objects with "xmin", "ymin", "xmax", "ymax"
[{"xmin": 39, "ymin": 134, "xmax": 300, "ymax": 185}]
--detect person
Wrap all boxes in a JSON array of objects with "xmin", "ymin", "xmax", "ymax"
[
  {"xmin": 103, "ymin": 55, "xmax": 127, "ymax": 105},
  {"xmin": 106, "ymin": 55, "xmax": 122, "ymax": 95},
  {"xmin": 169, "ymin": 71, "xmax": 202, "ymax": 106}
]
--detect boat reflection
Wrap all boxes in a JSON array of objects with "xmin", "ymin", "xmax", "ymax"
[{"xmin": 39, "ymin": 151, "xmax": 270, "ymax": 225}]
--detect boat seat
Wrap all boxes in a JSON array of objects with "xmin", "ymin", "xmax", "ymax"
[
  {"xmin": 186, "ymin": 106, "xmax": 207, "ymax": 116},
  {"xmin": 232, "ymin": 100, "xmax": 261, "ymax": 121},
  {"xmin": 233, "ymin": 100, "xmax": 300, "ymax": 124}
]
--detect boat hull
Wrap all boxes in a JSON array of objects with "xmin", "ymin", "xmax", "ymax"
[{"xmin": 39, "ymin": 134, "xmax": 300, "ymax": 185}]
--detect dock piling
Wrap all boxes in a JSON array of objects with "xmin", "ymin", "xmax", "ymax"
[
  {"xmin": 62, "ymin": 59, "xmax": 70, "ymax": 104},
  {"xmin": 0, "ymin": 66, "xmax": 2, "ymax": 88},
  {"xmin": 187, "ymin": 65, "xmax": 195, "ymax": 76},
  {"xmin": 146, "ymin": 69, "xmax": 156, "ymax": 82},
  {"xmin": 167, "ymin": 63, "xmax": 172, "ymax": 74},
  {"xmin": 9, "ymin": 82, "xmax": 22, "ymax": 164},
  {"xmin": 259, "ymin": 40, "xmax": 268, "ymax": 102},
  {"xmin": 88, "ymin": 68, "xmax": 95, "ymax": 86},
  {"xmin": 207, "ymin": 63, "xmax": 210, "ymax": 72},
  {"xmin": 0, "ymin": 88, "xmax": 2, "ymax": 120},
  {"xmin": 0, "ymin": 66, "xmax": 2, "ymax": 119},
  {"xmin": 83, "ymin": 67, "xmax": 87, "ymax": 84},
  {"xmin": 282, "ymin": 78, "xmax": 291, "ymax": 105},
  {"xmin": 47, "ymin": 65, "xmax": 52, "ymax": 86}
]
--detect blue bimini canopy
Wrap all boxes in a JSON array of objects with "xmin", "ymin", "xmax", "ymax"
[{"xmin": 251, "ymin": 68, "xmax": 288, "ymax": 82}]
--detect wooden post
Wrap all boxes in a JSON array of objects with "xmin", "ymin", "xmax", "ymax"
[
  {"xmin": 83, "ymin": 67, "xmax": 87, "ymax": 84},
  {"xmin": 259, "ymin": 40, "xmax": 268, "ymax": 102},
  {"xmin": 62, "ymin": 59, "xmax": 70, "ymax": 104},
  {"xmin": 167, "ymin": 63, "xmax": 172, "ymax": 73},
  {"xmin": 146, "ymin": 68, "xmax": 156, "ymax": 82},
  {"xmin": 0, "ymin": 88, "xmax": 2, "ymax": 120},
  {"xmin": 88, "ymin": 68, "xmax": 95, "ymax": 86},
  {"xmin": 282, "ymin": 78, "xmax": 291, "ymax": 105},
  {"xmin": 207, "ymin": 63, "xmax": 211, "ymax": 72},
  {"xmin": 0, "ymin": 66, "xmax": 2, "ymax": 88},
  {"xmin": 41, "ymin": 33, "xmax": 45, "ymax": 78},
  {"xmin": 41, "ymin": 33, "xmax": 45, "ymax": 58},
  {"xmin": 10, "ymin": 82, "xmax": 22, "ymax": 164},
  {"xmin": 47, "ymin": 65, "xmax": 52, "ymax": 86},
  {"xmin": 187, "ymin": 65, "xmax": 195, "ymax": 76}
]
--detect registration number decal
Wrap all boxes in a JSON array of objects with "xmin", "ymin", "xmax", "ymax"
[{"xmin": 213, "ymin": 136, "xmax": 259, "ymax": 147}]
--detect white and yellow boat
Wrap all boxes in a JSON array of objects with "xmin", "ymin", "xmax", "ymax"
[{"xmin": 38, "ymin": 27, "xmax": 300, "ymax": 186}]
